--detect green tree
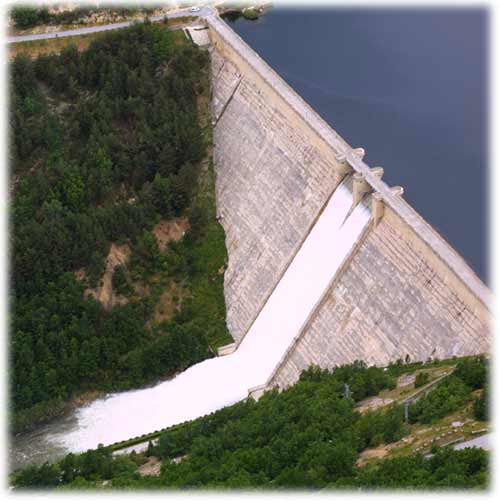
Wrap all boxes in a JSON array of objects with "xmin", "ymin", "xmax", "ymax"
[
  {"xmin": 11, "ymin": 7, "xmax": 40, "ymax": 28},
  {"xmin": 188, "ymin": 205, "xmax": 208, "ymax": 243},
  {"xmin": 150, "ymin": 173, "xmax": 173, "ymax": 217},
  {"xmin": 112, "ymin": 264, "xmax": 131, "ymax": 296},
  {"xmin": 453, "ymin": 357, "xmax": 488, "ymax": 390},
  {"xmin": 474, "ymin": 386, "xmax": 488, "ymax": 421},
  {"xmin": 415, "ymin": 372, "xmax": 430, "ymax": 388}
]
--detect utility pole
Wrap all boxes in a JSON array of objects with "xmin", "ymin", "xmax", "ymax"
[
  {"xmin": 404, "ymin": 401, "xmax": 409, "ymax": 423},
  {"xmin": 344, "ymin": 383, "xmax": 350, "ymax": 399}
]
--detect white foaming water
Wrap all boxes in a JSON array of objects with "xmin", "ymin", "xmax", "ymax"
[{"xmin": 49, "ymin": 183, "xmax": 370, "ymax": 452}]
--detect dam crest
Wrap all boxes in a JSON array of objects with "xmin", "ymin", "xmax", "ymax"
[{"xmin": 202, "ymin": 13, "xmax": 490, "ymax": 391}]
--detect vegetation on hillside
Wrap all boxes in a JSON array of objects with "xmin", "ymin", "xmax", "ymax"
[
  {"xmin": 408, "ymin": 357, "xmax": 488, "ymax": 424},
  {"xmin": 10, "ymin": 5, "xmax": 156, "ymax": 30},
  {"xmin": 11, "ymin": 358, "xmax": 489, "ymax": 490},
  {"xmin": 242, "ymin": 9, "xmax": 260, "ymax": 21},
  {"xmin": 220, "ymin": 5, "xmax": 264, "ymax": 23},
  {"xmin": 10, "ymin": 21, "xmax": 231, "ymax": 433}
]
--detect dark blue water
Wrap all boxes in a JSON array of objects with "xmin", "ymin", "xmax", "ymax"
[{"xmin": 228, "ymin": 8, "xmax": 489, "ymax": 283}]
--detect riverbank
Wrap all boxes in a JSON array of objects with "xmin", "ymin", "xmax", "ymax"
[
  {"xmin": 219, "ymin": 3, "xmax": 271, "ymax": 22},
  {"xmin": 10, "ymin": 359, "xmax": 489, "ymax": 490}
]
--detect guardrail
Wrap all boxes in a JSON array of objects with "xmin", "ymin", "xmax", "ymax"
[{"xmin": 106, "ymin": 410, "xmax": 215, "ymax": 453}]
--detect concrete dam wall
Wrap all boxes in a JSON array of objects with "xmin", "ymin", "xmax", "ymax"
[{"xmin": 205, "ymin": 15, "xmax": 490, "ymax": 390}]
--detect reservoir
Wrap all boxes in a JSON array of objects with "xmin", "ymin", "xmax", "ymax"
[
  {"xmin": 229, "ymin": 7, "xmax": 488, "ymax": 282},
  {"xmin": 10, "ymin": 8, "xmax": 488, "ymax": 470}
]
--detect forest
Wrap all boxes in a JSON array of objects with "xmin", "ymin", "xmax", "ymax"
[
  {"xmin": 11, "ymin": 358, "xmax": 489, "ymax": 490},
  {"xmin": 10, "ymin": 21, "xmax": 231, "ymax": 433}
]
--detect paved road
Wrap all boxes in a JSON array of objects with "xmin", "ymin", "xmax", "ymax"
[
  {"xmin": 453, "ymin": 433, "xmax": 492, "ymax": 451},
  {"xmin": 6, "ymin": 6, "xmax": 215, "ymax": 44}
]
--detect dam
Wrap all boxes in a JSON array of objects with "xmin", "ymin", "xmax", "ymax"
[
  {"xmin": 10, "ymin": 10, "xmax": 491, "ymax": 468},
  {"xmin": 207, "ymin": 12, "xmax": 490, "ymax": 390}
]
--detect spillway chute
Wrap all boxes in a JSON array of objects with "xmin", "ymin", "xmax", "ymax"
[{"xmin": 47, "ymin": 181, "xmax": 371, "ymax": 452}]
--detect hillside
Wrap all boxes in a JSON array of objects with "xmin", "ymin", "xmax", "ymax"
[
  {"xmin": 10, "ymin": 21, "xmax": 232, "ymax": 434},
  {"xmin": 11, "ymin": 356, "xmax": 489, "ymax": 490}
]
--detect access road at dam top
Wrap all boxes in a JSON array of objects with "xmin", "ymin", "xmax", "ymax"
[{"xmin": 5, "ymin": 6, "xmax": 214, "ymax": 44}]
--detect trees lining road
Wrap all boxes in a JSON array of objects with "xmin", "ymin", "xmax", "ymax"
[{"xmin": 7, "ymin": 7, "xmax": 215, "ymax": 44}]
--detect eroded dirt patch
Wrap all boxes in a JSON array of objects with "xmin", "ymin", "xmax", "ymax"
[
  {"xmin": 138, "ymin": 456, "xmax": 162, "ymax": 477},
  {"xmin": 153, "ymin": 217, "xmax": 189, "ymax": 251},
  {"xmin": 397, "ymin": 373, "xmax": 416, "ymax": 388},
  {"xmin": 84, "ymin": 243, "xmax": 131, "ymax": 310},
  {"xmin": 356, "ymin": 446, "xmax": 391, "ymax": 467}
]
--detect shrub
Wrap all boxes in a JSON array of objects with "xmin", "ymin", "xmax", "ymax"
[
  {"xmin": 11, "ymin": 7, "xmax": 41, "ymax": 28},
  {"xmin": 409, "ymin": 376, "xmax": 471, "ymax": 424},
  {"xmin": 242, "ymin": 9, "xmax": 259, "ymax": 20},
  {"xmin": 415, "ymin": 372, "xmax": 430, "ymax": 388},
  {"xmin": 453, "ymin": 356, "xmax": 488, "ymax": 390},
  {"xmin": 112, "ymin": 264, "xmax": 131, "ymax": 296},
  {"xmin": 473, "ymin": 387, "xmax": 488, "ymax": 421}
]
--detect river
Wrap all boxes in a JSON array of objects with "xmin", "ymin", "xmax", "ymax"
[{"xmin": 10, "ymin": 8, "xmax": 488, "ymax": 471}]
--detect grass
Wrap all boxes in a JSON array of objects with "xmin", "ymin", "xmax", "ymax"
[
  {"xmin": 89, "ymin": 356, "xmax": 492, "ymax": 461},
  {"xmin": 188, "ymin": 159, "xmax": 232, "ymax": 349},
  {"xmin": 379, "ymin": 365, "xmax": 455, "ymax": 402},
  {"xmin": 179, "ymin": 74, "xmax": 232, "ymax": 349},
  {"xmin": 8, "ymin": 32, "xmax": 106, "ymax": 59},
  {"xmin": 107, "ymin": 410, "xmax": 214, "ymax": 453},
  {"xmin": 115, "ymin": 40, "xmax": 231, "ymax": 352},
  {"xmin": 167, "ymin": 16, "xmax": 197, "ymax": 27},
  {"xmin": 387, "ymin": 405, "xmax": 489, "ymax": 459},
  {"xmin": 8, "ymin": 7, "xmax": 191, "ymax": 37},
  {"xmin": 8, "ymin": 18, "xmax": 192, "ymax": 60}
]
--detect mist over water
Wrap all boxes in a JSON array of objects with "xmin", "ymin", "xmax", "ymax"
[
  {"xmin": 229, "ymin": 8, "xmax": 488, "ymax": 282},
  {"xmin": 11, "ymin": 183, "xmax": 369, "ymax": 469}
]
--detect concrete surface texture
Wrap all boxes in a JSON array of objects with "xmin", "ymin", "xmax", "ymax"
[
  {"xmin": 206, "ymin": 13, "xmax": 489, "ymax": 311},
  {"xmin": 185, "ymin": 25, "xmax": 211, "ymax": 47},
  {"xmin": 211, "ymin": 47, "xmax": 345, "ymax": 342},
  {"xmin": 269, "ymin": 206, "xmax": 489, "ymax": 389},
  {"xmin": 207, "ymin": 14, "xmax": 491, "ymax": 389},
  {"xmin": 454, "ymin": 433, "xmax": 492, "ymax": 451}
]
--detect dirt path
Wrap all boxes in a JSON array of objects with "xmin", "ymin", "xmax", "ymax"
[{"xmin": 84, "ymin": 243, "xmax": 131, "ymax": 310}]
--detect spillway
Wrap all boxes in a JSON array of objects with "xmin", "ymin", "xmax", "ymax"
[{"xmin": 40, "ymin": 182, "xmax": 370, "ymax": 453}]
